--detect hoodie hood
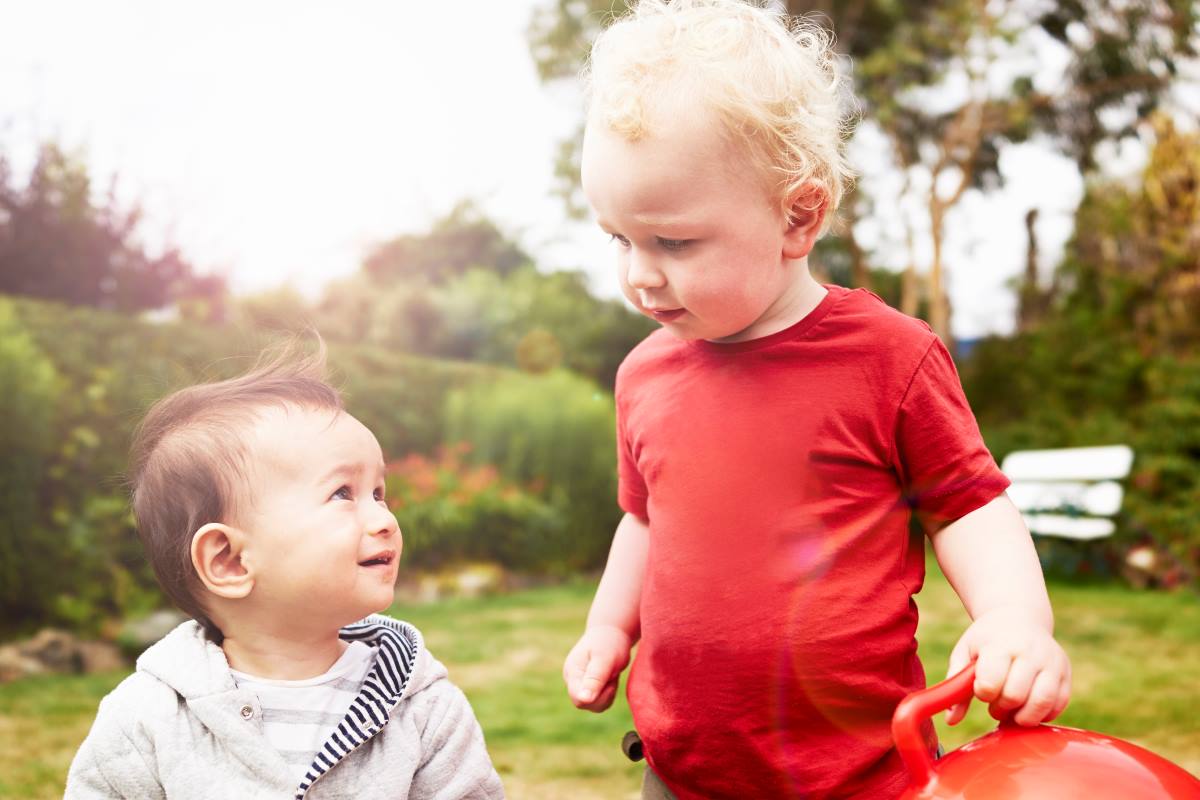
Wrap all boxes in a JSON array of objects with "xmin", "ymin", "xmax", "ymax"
[{"xmin": 137, "ymin": 614, "xmax": 426, "ymax": 703}]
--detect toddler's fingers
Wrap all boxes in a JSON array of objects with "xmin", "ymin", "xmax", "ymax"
[
  {"xmin": 1011, "ymin": 667, "xmax": 1060, "ymax": 726},
  {"xmin": 587, "ymin": 676, "xmax": 619, "ymax": 712},
  {"xmin": 990, "ymin": 656, "xmax": 1038, "ymax": 715},
  {"xmin": 575, "ymin": 668, "xmax": 621, "ymax": 712},
  {"xmin": 944, "ymin": 640, "xmax": 974, "ymax": 725},
  {"xmin": 945, "ymin": 701, "xmax": 968, "ymax": 727},
  {"xmin": 563, "ymin": 642, "xmax": 589, "ymax": 686},
  {"xmin": 576, "ymin": 651, "xmax": 616, "ymax": 705},
  {"xmin": 972, "ymin": 650, "xmax": 1013, "ymax": 706},
  {"xmin": 1047, "ymin": 670, "xmax": 1071, "ymax": 722},
  {"xmin": 564, "ymin": 645, "xmax": 601, "ymax": 705}
]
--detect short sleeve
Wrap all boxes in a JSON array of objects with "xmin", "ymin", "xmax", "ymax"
[
  {"xmin": 894, "ymin": 338, "xmax": 1009, "ymax": 528},
  {"xmin": 616, "ymin": 395, "xmax": 649, "ymax": 519}
]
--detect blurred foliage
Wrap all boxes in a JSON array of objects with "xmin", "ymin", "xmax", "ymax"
[
  {"xmin": 385, "ymin": 444, "xmax": 569, "ymax": 571},
  {"xmin": 325, "ymin": 343, "xmax": 499, "ymax": 459},
  {"xmin": 205, "ymin": 202, "xmax": 651, "ymax": 388},
  {"xmin": 1031, "ymin": 0, "xmax": 1200, "ymax": 171},
  {"xmin": 231, "ymin": 286, "xmax": 313, "ymax": 333},
  {"xmin": 310, "ymin": 204, "xmax": 653, "ymax": 388},
  {"xmin": 0, "ymin": 300, "xmax": 60, "ymax": 628},
  {"xmin": 364, "ymin": 202, "xmax": 531, "ymax": 284},
  {"xmin": 2, "ymin": 299, "xmax": 263, "ymax": 639},
  {"xmin": 445, "ymin": 370, "xmax": 621, "ymax": 570},
  {"xmin": 0, "ymin": 143, "xmax": 226, "ymax": 316},
  {"xmin": 961, "ymin": 116, "xmax": 1200, "ymax": 583}
]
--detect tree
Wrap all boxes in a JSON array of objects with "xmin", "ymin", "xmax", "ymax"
[
  {"xmin": 362, "ymin": 201, "xmax": 533, "ymax": 284},
  {"xmin": 232, "ymin": 287, "xmax": 315, "ymax": 333},
  {"xmin": 313, "ymin": 205, "xmax": 654, "ymax": 387},
  {"xmin": 0, "ymin": 143, "xmax": 221, "ymax": 313},
  {"xmin": 857, "ymin": 0, "xmax": 1197, "ymax": 342},
  {"xmin": 1057, "ymin": 113, "xmax": 1199, "ymax": 355},
  {"xmin": 435, "ymin": 265, "xmax": 654, "ymax": 386}
]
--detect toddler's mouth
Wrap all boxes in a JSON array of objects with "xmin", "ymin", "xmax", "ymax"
[
  {"xmin": 358, "ymin": 551, "xmax": 396, "ymax": 567},
  {"xmin": 647, "ymin": 307, "xmax": 685, "ymax": 322}
]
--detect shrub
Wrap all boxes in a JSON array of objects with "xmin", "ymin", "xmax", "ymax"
[
  {"xmin": 0, "ymin": 300, "xmax": 61, "ymax": 637},
  {"xmin": 445, "ymin": 369, "xmax": 620, "ymax": 569},
  {"xmin": 963, "ymin": 340, "xmax": 1200, "ymax": 585},
  {"xmin": 329, "ymin": 342, "xmax": 495, "ymax": 458},
  {"xmin": 1123, "ymin": 356, "xmax": 1200, "ymax": 580},
  {"xmin": 386, "ymin": 445, "xmax": 569, "ymax": 571}
]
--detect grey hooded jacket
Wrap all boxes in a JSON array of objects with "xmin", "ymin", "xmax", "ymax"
[{"xmin": 65, "ymin": 615, "xmax": 505, "ymax": 799}]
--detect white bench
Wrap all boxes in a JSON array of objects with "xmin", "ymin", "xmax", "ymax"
[{"xmin": 1001, "ymin": 445, "xmax": 1134, "ymax": 541}]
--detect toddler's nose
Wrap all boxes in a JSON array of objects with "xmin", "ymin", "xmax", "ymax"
[
  {"xmin": 367, "ymin": 505, "xmax": 400, "ymax": 538},
  {"xmin": 626, "ymin": 250, "xmax": 666, "ymax": 290}
]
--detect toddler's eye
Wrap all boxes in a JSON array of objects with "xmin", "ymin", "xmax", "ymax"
[
  {"xmin": 609, "ymin": 233, "xmax": 631, "ymax": 248},
  {"xmin": 657, "ymin": 237, "xmax": 690, "ymax": 252},
  {"xmin": 331, "ymin": 486, "xmax": 352, "ymax": 501},
  {"xmin": 374, "ymin": 486, "xmax": 386, "ymax": 502}
]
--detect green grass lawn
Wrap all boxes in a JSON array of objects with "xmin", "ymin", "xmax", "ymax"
[{"xmin": 2, "ymin": 561, "xmax": 1197, "ymax": 799}]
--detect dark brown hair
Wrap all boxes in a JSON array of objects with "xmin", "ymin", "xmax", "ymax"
[{"xmin": 127, "ymin": 339, "xmax": 341, "ymax": 639}]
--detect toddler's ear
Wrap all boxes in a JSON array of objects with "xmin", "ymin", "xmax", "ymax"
[
  {"xmin": 191, "ymin": 523, "xmax": 253, "ymax": 599},
  {"xmin": 782, "ymin": 183, "xmax": 829, "ymax": 260}
]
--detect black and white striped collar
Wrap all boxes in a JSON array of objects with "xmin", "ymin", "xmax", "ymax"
[{"xmin": 294, "ymin": 615, "xmax": 421, "ymax": 798}]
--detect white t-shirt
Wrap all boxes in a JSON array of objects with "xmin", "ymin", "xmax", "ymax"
[{"xmin": 231, "ymin": 640, "xmax": 377, "ymax": 780}]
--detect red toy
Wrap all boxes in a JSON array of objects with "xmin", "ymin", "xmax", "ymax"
[{"xmin": 893, "ymin": 663, "xmax": 1200, "ymax": 799}]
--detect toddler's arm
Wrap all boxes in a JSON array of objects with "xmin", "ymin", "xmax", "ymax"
[
  {"xmin": 563, "ymin": 512, "xmax": 649, "ymax": 712},
  {"xmin": 930, "ymin": 494, "xmax": 1072, "ymax": 727},
  {"xmin": 409, "ymin": 679, "xmax": 505, "ymax": 799},
  {"xmin": 65, "ymin": 702, "xmax": 165, "ymax": 800}
]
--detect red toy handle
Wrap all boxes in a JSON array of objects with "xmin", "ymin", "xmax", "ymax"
[{"xmin": 892, "ymin": 663, "xmax": 976, "ymax": 789}]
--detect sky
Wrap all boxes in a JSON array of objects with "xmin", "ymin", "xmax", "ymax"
[
  {"xmin": 1, "ymin": 1, "xmax": 1193, "ymax": 339},
  {"xmin": 1, "ymin": 1, "xmax": 593, "ymax": 304}
]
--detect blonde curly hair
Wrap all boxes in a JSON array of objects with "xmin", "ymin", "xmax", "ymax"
[{"xmin": 584, "ymin": 0, "xmax": 856, "ymax": 232}]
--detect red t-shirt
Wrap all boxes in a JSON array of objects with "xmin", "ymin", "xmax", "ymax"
[{"xmin": 616, "ymin": 285, "xmax": 1009, "ymax": 799}]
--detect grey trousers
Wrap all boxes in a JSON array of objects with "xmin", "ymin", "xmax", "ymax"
[{"xmin": 641, "ymin": 767, "xmax": 678, "ymax": 800}]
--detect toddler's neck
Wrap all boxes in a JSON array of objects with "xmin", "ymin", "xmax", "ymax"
[{"xmin": 220, "ymin": 626, "xmax": 349, "ymax": 681}]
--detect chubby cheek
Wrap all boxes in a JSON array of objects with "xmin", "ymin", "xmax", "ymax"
[
  {"xmin": 689, "ymin": 279, "xmax": 769, "ymax": 335},
  {"xmin": 677, "ymin": 267, "xmax": 745, "ymax": 314}
]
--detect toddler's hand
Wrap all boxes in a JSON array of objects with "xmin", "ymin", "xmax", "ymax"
[
  {"xmin": 563, "ymin": 625, "xmax": 633, "ymax": 712},
  {"xmin": 945, "ymin": 607, "xmax": 1071, "ymax": 727}
]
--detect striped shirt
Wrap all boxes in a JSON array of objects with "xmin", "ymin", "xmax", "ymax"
[{"xmin": 231, "ymin": 641, "xmax": 377, "ymax": 783}]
